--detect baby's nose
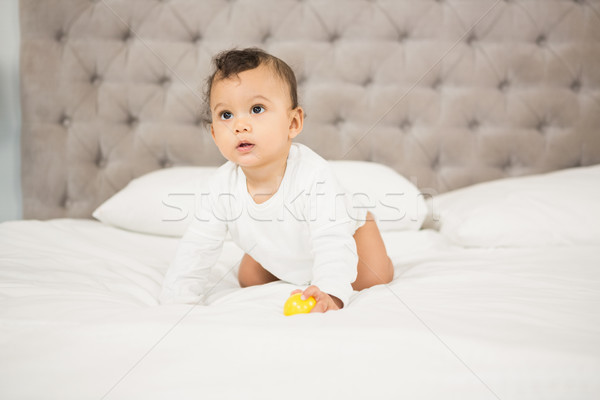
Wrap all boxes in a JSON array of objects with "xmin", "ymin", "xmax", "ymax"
[{"xmin": 234, "ymin": 116, "xmax": 251, "ymax": 133}]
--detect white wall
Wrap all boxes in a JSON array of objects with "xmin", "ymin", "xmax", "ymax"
[{"xmin": 0, "ymin": 0, "xmax": 22, "ymax": 222}]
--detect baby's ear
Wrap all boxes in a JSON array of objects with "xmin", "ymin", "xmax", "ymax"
[
  {"xmin": 210, "ymin": 123, "xmax": 216, "ymax": 141},
  {"xmin": 288, "ymin": 107, "xmax": 304, "ymax": 139}
]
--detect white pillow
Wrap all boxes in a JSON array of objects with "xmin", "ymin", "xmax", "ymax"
[
  {"xmin": 329, "ymin": 161, "xmax": 427, "ymax": 232},
  {"xmin": 93, "ymin": 167, "xmax": 217, "ymax": 237},
  {"xmin": 93, "ymin": 162, "xmax": 427, "ymax": 236},
  {"xmin": 432, "ymin": 165, "xmax": 600, "ymax": 247}
]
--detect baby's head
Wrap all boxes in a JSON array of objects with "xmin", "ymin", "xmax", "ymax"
[
  {"xmin": 203, "ymin": 48, "xmax": 299, "ymax": 123},
  {"xmin": 204, "ymin": 48, "xmax": 304, "ymax": 168}
]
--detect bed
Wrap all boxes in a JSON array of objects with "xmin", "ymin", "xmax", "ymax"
[{"xmin": 4, "ymin": 0, "xmax": 600, "ymax": 399}]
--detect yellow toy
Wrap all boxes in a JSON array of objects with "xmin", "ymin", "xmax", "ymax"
[{"xmin": 283, "ymin": 293, "xmax": 316, "ymax": 316}]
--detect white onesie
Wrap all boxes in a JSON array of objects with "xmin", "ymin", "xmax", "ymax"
[{"xmin": 159, "ymin": 143, "xmax": 368, "ymax": 306}]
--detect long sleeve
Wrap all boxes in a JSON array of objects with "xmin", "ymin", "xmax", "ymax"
[
  {"xmin": 159, "ymin": 181, "xmax": 228, "ymax": 305},
  {"xmin": 306, "ymin": 167, "xmax": 359, "ymax": 307}
]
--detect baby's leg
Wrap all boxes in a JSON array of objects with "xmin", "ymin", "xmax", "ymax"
[
  {"xmin": 352, "ymin": 212, "xmax": 394, "ymax": 291},
  {"xmin": 238, "ymin": 253, "xmax": 280, "ymax": 288}
]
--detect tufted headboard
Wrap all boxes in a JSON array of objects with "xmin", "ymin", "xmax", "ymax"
[{"xmin": 20, "ymin": 0, "xmax": 600, "ymax": 219}]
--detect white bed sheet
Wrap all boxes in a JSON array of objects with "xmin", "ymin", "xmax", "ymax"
[{"xmin": 1, "ymin": 218, "xmax": 599, "ymax": 399}]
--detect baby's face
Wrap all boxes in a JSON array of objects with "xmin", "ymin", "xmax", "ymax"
[{"xmin": 209, "ymin": 64, "xmax": 303, "ymax": 170}]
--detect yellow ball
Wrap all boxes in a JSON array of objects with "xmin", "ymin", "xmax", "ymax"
[{"xmin": 283, "ymin": 293, "xmax": 316, "ymax": 316}]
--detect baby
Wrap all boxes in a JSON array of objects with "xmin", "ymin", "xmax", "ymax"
[{"xmin": 159, "ymin": 48, "xmax": 393, "ymax": 312}]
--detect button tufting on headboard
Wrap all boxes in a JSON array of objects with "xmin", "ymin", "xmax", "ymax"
[
  {"xmin": 431, "ymin": 78, "xmax": 443, "ymax": 91},
  {"xmin": 535, "ymin": 34, "xmax": 547, "ymax": 47},
  {"xmin": 18, "ymin": 0, "xmax": 600, "ymax": 219},
  {"xmin": 399, "ymin": 119, "xmax": 412, "ymax": 132},
  {"xmin": 537, "ymin": 120, "xmax": 549, "ymax": 134},
  {"xmin": 468, "ymin": 119, "xmax": 480, "ymax": 131},
  {"xmin": 465, "ymin": 33, "xmax": 477, "ymax": 45},
  {"xmin": 90, "ymin": 74, "xmax": 102, "ymax": 86},
  {"xmin": 397, "ymin": 31, "xmax": 410, "ymax": 43},
  {"xmin": 158, "ymin": 76, "xmax": 171, "ymax": 88},
  {"xmin": 191, "ymin": 33, "xmax": 202, "ymax": 44},
  {"xmin": 158, "ymin": 156, "xmax": 172, "ymax": 168},
  {"xmin": 122, "ymin": 30, "xmax": 133, "ymax": 42},
  {"xmin": 497, "ymin": 79, "xmax": 510, "ymax": 92},
  {"xmin": 96, "ymin": 154, "xmax": 107, "ymax": 169},
  {"xmin": 126, "ymin": 115, "xmax": 138, "ymax": 127},
  {"xmin": 60, "ymin": 115, "xmax": 71, "ymax": 128}
]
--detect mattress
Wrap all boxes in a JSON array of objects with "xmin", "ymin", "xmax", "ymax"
[{"xmin": 1, "ymin": 167, "xmax": 600, "ymax": 399}]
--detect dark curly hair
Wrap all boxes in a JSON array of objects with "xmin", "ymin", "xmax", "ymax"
[{"xmin": 201, "ymin": 48, "xmax": 298, "ymax": 124}]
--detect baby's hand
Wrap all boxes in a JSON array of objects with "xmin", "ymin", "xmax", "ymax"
[{"xmin": 290, "ymin": 285, "xmax": 343, "ymax": 313}]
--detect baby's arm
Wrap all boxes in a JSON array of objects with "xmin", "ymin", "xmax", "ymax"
[
  {"xmin": 305, "ymin": 168, "xmax": 359, "ymax": 310},
  {"xmin": 159, "ymin": 185, "xmax": 227, "ymax": 305},
  {"xmin": 159, "ymin": 220, "xmax": 226, "ymax": 304}
]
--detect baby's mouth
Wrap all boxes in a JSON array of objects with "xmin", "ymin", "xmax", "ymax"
[{"xmin": 237, "ymin": 142, "xmax": 255, "ymax": 152}]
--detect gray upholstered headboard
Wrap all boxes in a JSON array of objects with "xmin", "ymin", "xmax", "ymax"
[{"xmin": 20, "ymin": 0, "xmax": 600, "ymax": 219}]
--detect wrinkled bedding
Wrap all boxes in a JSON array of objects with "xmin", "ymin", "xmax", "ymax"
[{"xmin": 1, "ymin": 218, "xmax": 599, "ymax": 399}]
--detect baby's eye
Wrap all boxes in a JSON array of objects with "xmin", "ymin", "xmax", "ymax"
[
  {"xmin": 251, "ymin": 105, "xmax": 265, "ymax": 115},
  {"xmin": 220, "ymin": 111, "xmax": 233, "ymax": 120}
]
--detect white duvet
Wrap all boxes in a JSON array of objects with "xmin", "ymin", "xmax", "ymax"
[{"xmin": 1, "ymin": 215, "xmax": 599, "ymax": 399}]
